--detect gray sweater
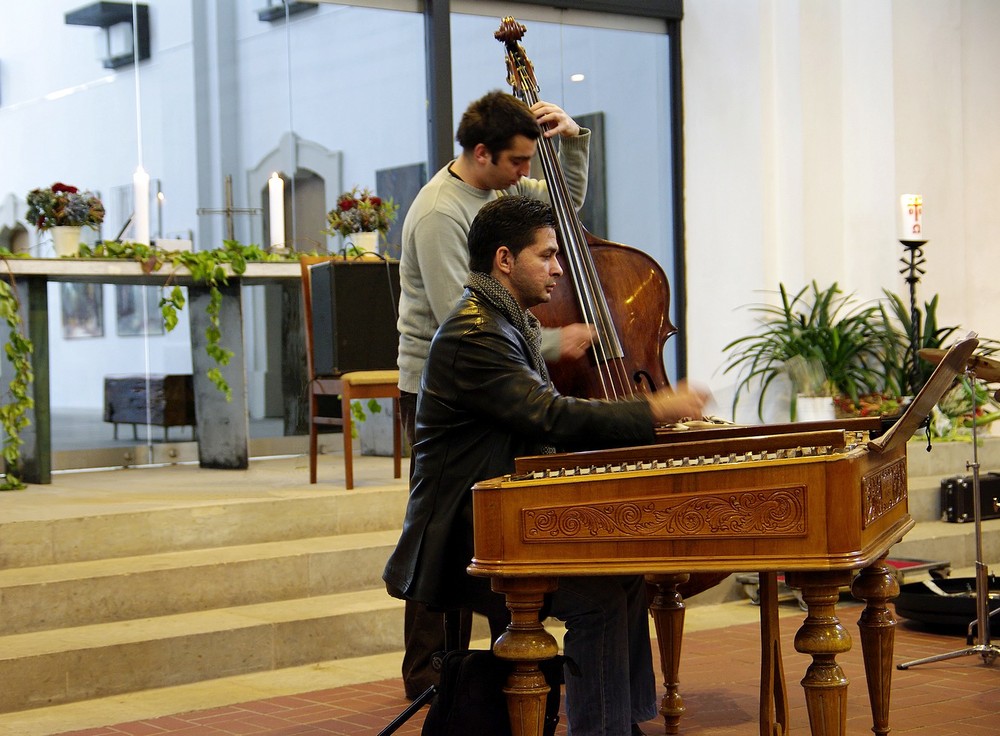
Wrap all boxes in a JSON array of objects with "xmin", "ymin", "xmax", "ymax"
[{"xmin": 396, "ymin": 131, "xmax": 591, "ymax": 394}]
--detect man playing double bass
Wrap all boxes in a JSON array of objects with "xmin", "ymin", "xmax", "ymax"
[{"xmin": 394, "ymin": 89, "xmax": 595, "ymax": 699}]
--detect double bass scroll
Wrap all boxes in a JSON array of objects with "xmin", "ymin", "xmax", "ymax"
[{"xmin": 495, "ymin": 17, "xmax": 676, "ymax": 401}]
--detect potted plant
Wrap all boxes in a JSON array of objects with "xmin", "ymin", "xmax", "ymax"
[
  {"xmin": 871, "ymin": 289, "xmax": 1000, "ymax": 437},
  {"xmin": 722, "ymin": 282, "xmax": 892, "ymax": 421},
  {"xmin": 324, "ymin": 186, "xmax": 398, "ymax": 256},
  {"xmin": 25, "ymin": 182, "xmax": 105, "ymax": 256}
]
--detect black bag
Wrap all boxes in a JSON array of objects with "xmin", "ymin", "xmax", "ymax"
[
  {"xmin": 421, "ymin": 649, "xmax": 568, "ymax": 736},
  {"xmin": 940, "ymin": 471, "xmax": 1000, "ymax": 523}
]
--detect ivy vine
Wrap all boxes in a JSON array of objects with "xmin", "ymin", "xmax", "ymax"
[
  {"xmin": 0, "ymin": 258, "xmax": 34, "ymax": 490},
  {"xmin": 78, "ymin": 240, "xmax": 297, "ymax": 401}
]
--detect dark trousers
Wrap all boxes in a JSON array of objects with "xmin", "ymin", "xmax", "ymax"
[{"xmin": 399, "ymin": 390, "xmax": 474, "ymax": 698}]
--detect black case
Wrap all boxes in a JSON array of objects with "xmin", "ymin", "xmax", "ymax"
[{"xmin": 940, "ymin": 472, "xmax": 1000, "ymax": 523}]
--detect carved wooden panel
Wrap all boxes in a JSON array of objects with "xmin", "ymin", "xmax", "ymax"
[
  {"xmin": 522, "ymin": 486, "xmax": 807, "ymax": 542},
  {"xmin": 861, "ymin": 456, "xmax": 907, "ymax": 529}
]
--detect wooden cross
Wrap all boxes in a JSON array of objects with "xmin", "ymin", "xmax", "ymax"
[{"xmin": 196, "ymin": 175, "xmax": 262, "ymax": 241}]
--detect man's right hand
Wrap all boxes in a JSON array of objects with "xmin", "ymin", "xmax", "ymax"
[{"xmin": 646, "ymin": 381, "xmax": 712, "ymax": 425}]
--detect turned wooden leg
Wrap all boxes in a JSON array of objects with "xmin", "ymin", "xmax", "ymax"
[
  {"xmin": 492, "ymin": 577, "xmax": 560, "ymax": 736},
  {"xmin": 647, "ymin": 573, "xmax": 689, "ymax": 734},
  {"xmin": 785, "ymin": 570, "xmax": 854, "ymax": 736},
  {"xmin": 851, "ymin": 557, "xmax": 900, "ymax": 736},
  {"xmin": 758, "ymin": 572, "xmax": 788, "ymax": 736}
]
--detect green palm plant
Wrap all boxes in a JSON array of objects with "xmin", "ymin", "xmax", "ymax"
[
  {"xmin": 723, "ymin": 282, "xmax": 891, "ymax": 420},
  {"xmin": 876, "ymin": 291, "xmax": 998, "ymax": 397}
]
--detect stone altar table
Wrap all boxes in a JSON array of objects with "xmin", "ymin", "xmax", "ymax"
[{"xmin": 0, "ymin": 258, "xmax": 301, "ymax": 484}]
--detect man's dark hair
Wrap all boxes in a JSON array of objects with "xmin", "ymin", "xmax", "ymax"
[
  {"xmin": 468, "ymin": 196, "xmax": 556, "ymax": 273},
  {"xmin": 456, "ymin": 91, "xmax": 540, "ymax": 161}
]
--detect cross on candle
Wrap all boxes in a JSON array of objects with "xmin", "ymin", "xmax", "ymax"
[{"xmin": 900, "ymin": 194, "xmax": 923, "ymax": 240}]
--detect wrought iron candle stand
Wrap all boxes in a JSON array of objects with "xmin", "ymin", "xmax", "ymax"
[{"xmin": 899, "ymin": 239, "xmax": 928, "ymax": 396}]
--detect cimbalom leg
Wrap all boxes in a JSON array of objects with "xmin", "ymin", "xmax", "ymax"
[
  {"xmin": 851, "ymin": 557, "xmax": 900, "ymax": 736},
  {"xmin": 647, "ymin": 573, "xmax": 689, "ymax": 734},
  {"xmin": 786, "ymin": 570, "xmax": 853, "ymax": 736},
  {"xmin": 492, "ymin": 577, "xmax": 560, "ymax": 736}
]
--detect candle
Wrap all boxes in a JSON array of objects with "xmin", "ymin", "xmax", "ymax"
[
  {"xmin": 156, "ymin": 189, "xmax": 164, "ymax": 239},
  {"xmin": 268, "ymin": 172, "xmax": 285, "ymax": 248},
  {"xmin": 132, "ymin": 166, "xmax": 150, "ymax": 245},
  {"xmin": 899, "ymin": 194, "xmax": 923, "ymax": 241}
]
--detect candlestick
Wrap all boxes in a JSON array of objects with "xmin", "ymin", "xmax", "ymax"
[
  {"xmin": 132, "ymin": 166, "xmax": 150, "ymax": 245},
  {"xmin": 268, "ymin": 172, "xmax": 285, "ymax": 250},
  {"xmin": 898, "ymin": 238, "xmax": 928, "ymax": 396}
]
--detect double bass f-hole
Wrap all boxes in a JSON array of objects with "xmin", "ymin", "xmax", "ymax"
[{"xmin": 495, "ymin": 17, "xmax": 675, "ymax": 401}]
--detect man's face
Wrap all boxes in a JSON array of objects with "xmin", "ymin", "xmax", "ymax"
[
  {"xmin": 506, "ymin": 227, "xmax": 563, "ymax": 310},
  {"xmin": 482, "ymin": 135, "xmax": 537, "ymax": 189}
]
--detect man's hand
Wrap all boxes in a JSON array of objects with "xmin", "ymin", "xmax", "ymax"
[
  {"xmin": 531, "ymin": 100, "xmax": 581, "ymax": 139},
  {"xmin": 558, "ymin": 323, "xmax": 597, "ymax": 361},
  {"xmin": 646, "ymin": 381, "xmax": 713, "ymax": 425}
]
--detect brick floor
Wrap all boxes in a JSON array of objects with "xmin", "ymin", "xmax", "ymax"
[{"xmin": 53, "ymin": 609, "xmax": 999, "ymax": 736}]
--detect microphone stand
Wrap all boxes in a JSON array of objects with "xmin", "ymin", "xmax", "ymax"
[{"xmin": 898, "ymin": 367, "xmax": 1000, "ymax": 669}]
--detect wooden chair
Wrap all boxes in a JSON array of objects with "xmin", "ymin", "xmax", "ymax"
[{"xmin": 300, "ymin": 256, "xmax": 402, "ymax": 488}]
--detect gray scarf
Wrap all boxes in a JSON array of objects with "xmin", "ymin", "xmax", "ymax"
[{"xmin": 466, "ymin": 270, "xmax": 550, "ymax": 388}]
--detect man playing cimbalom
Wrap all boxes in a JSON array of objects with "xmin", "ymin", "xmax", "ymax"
[
  {"xmin": 395, "ymin": 90, "xmax": 595, "ymax": 698},
  {"xmin": 385, "ymin": 196, "xmax": 711, "ymax": 735}
]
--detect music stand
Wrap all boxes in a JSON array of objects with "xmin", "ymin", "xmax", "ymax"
[{"xmin": 897, "ymin": 362, "xmax": 1000, "ymax": 669}]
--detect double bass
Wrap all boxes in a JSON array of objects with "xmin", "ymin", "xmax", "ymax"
[
  {"xmin": 495, "ymin": 16, "xmax": 727, "ymax": 604},
  {"xmin": 495, "ymin": 18, "xmax": 676, "ymax": 401}
]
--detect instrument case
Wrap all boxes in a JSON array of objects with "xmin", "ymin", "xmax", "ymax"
[{"xmin": 940, "ymin": 472, "xmax": 1000, "ymax": 523}]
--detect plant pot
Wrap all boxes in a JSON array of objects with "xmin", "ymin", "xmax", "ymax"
[
  {"xmin": 346, "ymin": 231, "xmax": 379, "ymax": 255},
  {"xmin": 50, "ymin": 225, "xmax": 83, "ymax": 256},
  {"xmin": 795, "ymin": 395, "xmax": 836, "ymax": 422},
  {"xmin": 357, "ymin": 397, "xmax": 409, "ymax": 457}
]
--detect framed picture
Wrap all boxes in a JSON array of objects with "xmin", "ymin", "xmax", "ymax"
[
  {"xmin": 60, "ymin": 283, "xmax": 104, "ymax": 339},
  {"xmin": 376, "ymin": 162, "xmax": 427, "ymax": 260},
  {"xmin": 116, "ymin": 285, "xmax": 165, "ymax": 336}
]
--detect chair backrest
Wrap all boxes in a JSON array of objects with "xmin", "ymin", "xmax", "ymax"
[{"xmin": 300, "ymin": 255, "xmax": 339, "ymax": 382}]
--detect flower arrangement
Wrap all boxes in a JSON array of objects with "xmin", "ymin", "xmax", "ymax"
[
  {"xmin": 25, "ymin": 182, "xmax": 105, "ymax": 231},
  {"xmin": 325, "ymin": 187, "xmax": 398, "ymax": 237}
]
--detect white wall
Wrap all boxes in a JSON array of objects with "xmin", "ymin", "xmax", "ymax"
[{"xmin": 683, "ymin": 0, "xmax": 1000, "ymax": 423}]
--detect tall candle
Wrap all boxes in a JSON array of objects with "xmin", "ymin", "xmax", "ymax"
[
  {"xmin": 899, "ymin": 194, "xmax": 923, "ymax": 241},
  {"xmin": 132, "ymin": 166, "xmax": 150, "ymax": 245},
  {"xmin": 268, "ymin": 172, "xmax": 285, "ymax": 248}
]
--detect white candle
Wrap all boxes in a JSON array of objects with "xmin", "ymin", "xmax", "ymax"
[
  {"xmin": 132, "ymin": 166, "xmax": 150, "ymax": 245},
  {"xmin": 899, "ymin": 194, "xmax": 923, "ymax": 241},
  {"xmin": 268, "ymin": 173, "xmax": 285, "ymax": 248}
]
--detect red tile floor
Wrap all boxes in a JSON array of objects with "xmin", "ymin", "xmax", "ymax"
[{"xmin": 53, "ymin": 602, "xmax": 998, "ymax": 736}]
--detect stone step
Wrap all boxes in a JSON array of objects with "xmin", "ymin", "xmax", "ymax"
[
  {"xmin": 0, "ymin": 588, "xmax": 405, "ymax": 714},
  {"xmin": 0, "ymin": 486, "xmax": 408, "ymax": 569},
  {"xmin": 907, "ymin": 474, "xmax": 947, "ymax": 522},
  {"xmin": 0, "ymin": 531, "xmax": 400, "ymax": 636},
  {"xmin": 890, "ymin": 517, "xmax": 1000, "ymax": 570},
  {"xmin": 904, "ymin": 436, "xmax": 1000, "ymax": 478}
]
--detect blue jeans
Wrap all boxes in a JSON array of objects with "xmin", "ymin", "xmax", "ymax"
[{"xmin": 548, "ymin": 575, "xmax": 658, "ymax": 736}]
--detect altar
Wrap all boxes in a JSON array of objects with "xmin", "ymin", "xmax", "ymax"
[{"xmin": 0, "ymin": 258, "xmax": 302, "ymax": 484}]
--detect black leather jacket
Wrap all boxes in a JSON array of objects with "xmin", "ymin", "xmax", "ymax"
[{"xmin": 383, "ymin": 286, "xmax": 655, "ymax": 609}]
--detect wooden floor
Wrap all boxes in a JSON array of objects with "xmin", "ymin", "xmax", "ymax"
[{"xmin": 54, "ymin": 603, "xmax": 999, "ymax": 736}]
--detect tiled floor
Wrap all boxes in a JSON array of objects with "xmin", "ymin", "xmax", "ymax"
[{"xmin": 50, "ymin": 605, "xmax": 999, "ymax": 736}]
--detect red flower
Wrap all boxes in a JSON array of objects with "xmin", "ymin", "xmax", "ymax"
[
  {"xmin": 369, "ymin": 196, "xmax": 382, "ymax": 207},
  {"xmin": 338, "ymin": 196, "xmax": 357, "ymax": 211},
  {"xmin": 51, "ymin": 182, "xmax": 78, "ymax": 194}
]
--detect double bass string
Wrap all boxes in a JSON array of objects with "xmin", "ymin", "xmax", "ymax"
[{"xmin": 499, "ymin": 21, "xmax": 636, "ymax": 401}]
